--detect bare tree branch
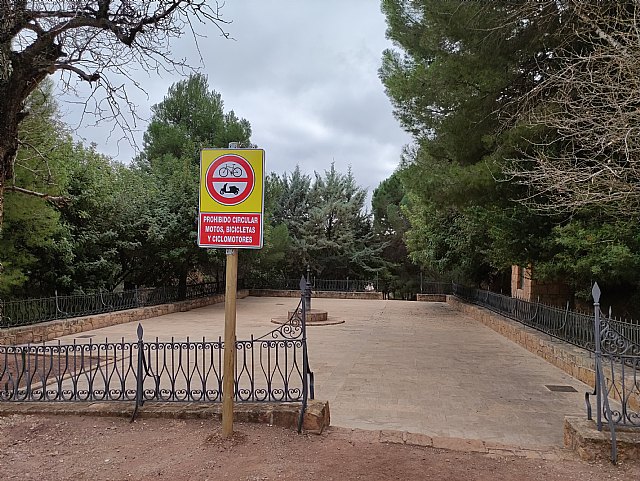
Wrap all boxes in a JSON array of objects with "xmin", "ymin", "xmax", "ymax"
[
  {"xmin": 502, "ymin": 1, "xmax": 640, "ymax": 215},
  {"xmin": 5, "ymin": 184, "xmax": 67, "ymax": 205},
  {"xmin": 0, "ymin": 0, "xmax": 231, "ymax": 232}
]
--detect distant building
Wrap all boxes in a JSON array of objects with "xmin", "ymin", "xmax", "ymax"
[{"xmin": 511, "ymin": 265, "xmax": 570, "ymax": 307}]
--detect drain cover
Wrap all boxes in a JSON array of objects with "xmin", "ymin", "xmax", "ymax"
[
  {"xmin": 545, "ymin": 385, "xmax": 577, "ymax": 392},
  {"xmin": 76, "ymin": 334, "xmax": 95, "ymax": 339}
]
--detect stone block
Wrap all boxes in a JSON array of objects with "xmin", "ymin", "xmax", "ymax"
[
  {"xmin": 405, "ymin": 431, "xmax": 433, "ymax": 447},
  {"xmin": 380, "ymin": 429, "xmax": 405, "ymax": 444},
  {"xmin": 564, "ymin": 416, "xmax": 640, "ymax": 462},
  {"xmin": 345, "ymin": 428, "xmax": 382, "ymax": 444},
  {"xmin": 416, "ymin": 294, "xmax": 447, "ymax": 302},
  {"xmin": 432, "ymin": 436, "xmax": 487, "ymax": 453},
  {"xmin": 303, "ymin": 400, "xmax": 330, "ymax": 434},
  {"xmin": 272, "ymin": 409, "xmax": 298, "ymax": 429}
]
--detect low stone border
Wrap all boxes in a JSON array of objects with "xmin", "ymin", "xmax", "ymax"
[
  {"xmin": 417, "ymin": 294, "xmax": 447, "ymax": 302},
  {"xmin": 328, "ymin": 426, "xmax": 571, "ymax": 461},
  {"xmin": 1, "ymin": 290, "xmax": 249, "ymax": 345},
  {"xmin": 0, "ymin": 399, "xmax": 330, "ymax": 434},
  {"xmin": 564, "ymin": 416, "xmax": 640, "ymax": 461},
  {"xmin": 270, "ymin": 317, "xmax": 345, "ymax": 326},
  {"xmin": 249, "ymin": 289, "xmax": 383, "ymax": 300}
]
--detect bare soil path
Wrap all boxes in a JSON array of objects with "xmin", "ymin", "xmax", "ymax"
[{"xmin": 1, "ymin": 415, "xmax": 637, "ymax": 481}]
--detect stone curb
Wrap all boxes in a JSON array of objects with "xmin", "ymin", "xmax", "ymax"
[
  {"xmin": 0, "ymin": 400, "xmax": 331, "ymax": 434},
  {"xmin": 327, "ymin": 426, "xmax": 574, "ymax": 461},
  {"xmin": 270, "ymin": 317, "xmax": 345, "ymax": 326}
]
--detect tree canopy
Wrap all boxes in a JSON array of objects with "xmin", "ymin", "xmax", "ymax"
[
  {"xmin": 1, "ymin": 74, "xmax": 388, "ymax": 300},
  {"xmin": 0, "ymin": 0, "xmax": 229, "ymax": 241},
  {"xmin": 379, "ymin": 0, "xmax": 640, "ymax": 311}
]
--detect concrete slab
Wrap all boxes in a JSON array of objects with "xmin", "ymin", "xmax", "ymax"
[{"xmin": 51, "ymin": 297, "xmax": 591, "ymax": 449}]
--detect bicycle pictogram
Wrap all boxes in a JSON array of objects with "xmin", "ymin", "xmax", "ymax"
[
  {"xmin": 205, "ymin": 154, "xmax": 255, "ymax": 207},
  {"xmin": 218, "ymin": 163, "xmax": 243, "ymax": 178}
]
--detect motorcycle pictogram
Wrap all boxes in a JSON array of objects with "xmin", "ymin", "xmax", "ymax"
[{"xmin": 220, "ymin": 183, "xmax": 240, "ymax": 196}]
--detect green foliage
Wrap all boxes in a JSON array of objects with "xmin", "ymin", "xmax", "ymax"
[
  {"xmin": 302, "ymin": 165, "xmax": 381, "ymax": 278},
  {"xmin": 57, "ymin": 150, "xmax": 154, "ymax": 292},
  {"xmin": 271, "ymin": 166, "xmax": 311, "ymax": 245},
  {"xmin": 378, "ymin": 1, "xmax": 569, "ymax": 289},
  {"xmin": 0, "ymin": 81, "xmax": 74, "ymax": 297},
  {"xmin": 137, "ymin": 74, "xmax": 252, "ymax": 291},
  {"xmin": 535, "ymin": 220, "xmax": 640, "ymax": 298},
  {"xmin": 371, "ymin": 170, "xmax": 423, "ymax": 295},
  {"xmin": 0, "ymin": 194, "xmax": 71, "ymax": 297},
  {"xmin": 262, "ymin": 164, "xmax": 384, "ymax": 281}
]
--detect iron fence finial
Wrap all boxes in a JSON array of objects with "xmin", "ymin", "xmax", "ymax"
[{"xmin": 592, "ymin": 282, "xmax": 601, "ymax": 304}]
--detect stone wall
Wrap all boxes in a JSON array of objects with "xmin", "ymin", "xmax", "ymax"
[
  {"xmin": 249, "ymin": 289, "xmax": 383, "ymax": 300},
  {"xmin": 1, "ymin": 290, "xmax": 249, "ymax": 345},
  {"xmin": 416, "ymin": 294, "xmax": 447, "ymax": 302},
  {"xmin": 0, "ymin": 400, "xmax": 331, "ymax": 434},
  {"xmin": 510, "ymin": 265, "xmax": 571, "ymax": 307}
]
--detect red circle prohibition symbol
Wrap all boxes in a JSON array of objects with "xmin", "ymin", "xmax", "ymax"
[{"xmin": 205, "ymin": 154, "xmax": 255, "ymax": 206}]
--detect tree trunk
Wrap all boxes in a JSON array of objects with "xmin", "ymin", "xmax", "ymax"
[
  {"xmin": 0, "ymin": 158, "xmax": 5, "ymax": 236},
  {"xmin": 177, "ymin": 268, "xmax": 188, "ymax": 301},
  {"xmin": 0, "ymin": 131, "xmax": 19, "ymax": 236},
  {"xmin": 0, "ymin": 77, "xmax": 25, "ymax": 237}
]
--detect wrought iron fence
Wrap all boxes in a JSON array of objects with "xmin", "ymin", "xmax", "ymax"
[
  {"xmin": 248, "ymin": 278, "xmax": 379, "ymax": 292},
  {"xmin": 421, "ymin": 282, "xmax": 454, "ymax": 295},
  {"xmin": 0, "ymin": 297, "xmax": 314, "ymax": 429},
  {"xmin": 451, "ymin": 283, "xmax": 640, "ymax": 352},
  {"xmin": 585, "ymin": 283, "xmax": 640, "ymax": 464},
  {"xmin": 0, "ymin": 282, "xmax": 223, "ymax": 329}
]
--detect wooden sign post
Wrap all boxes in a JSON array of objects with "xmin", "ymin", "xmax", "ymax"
[
  {"xmin": 198, "ymin": 146, "xmax": 264, "ymax": 438},
  {"xmin": 222, "ymin": 248, "xmax": 238, "ymax": 438}
]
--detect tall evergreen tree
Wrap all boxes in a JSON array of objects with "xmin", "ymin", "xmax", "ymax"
[
  {"xmin": 137, "ymin": 74, "xmax": 252, "ymax": 294},
  {"xmin": 303, "ymin": 165, "xmax": 381, "ymax": 278},
  {"xmin": 379, "ymin": 0, "xmax": 564, "ymax": 287}
]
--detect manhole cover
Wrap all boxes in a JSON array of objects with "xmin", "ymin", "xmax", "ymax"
[
  {"xmin": 545, "ymin": 385, "xmax": 577, "ymax": 392},
  {"xmin": 76, "ymin": 334, "xmax": 95, "ymax": 339}
]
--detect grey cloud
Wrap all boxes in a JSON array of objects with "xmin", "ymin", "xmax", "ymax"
[{"xmin": 61, "ymin": 0, "xmax": 412, "ymax": 205}]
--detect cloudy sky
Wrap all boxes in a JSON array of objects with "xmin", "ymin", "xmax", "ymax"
[{"xmin": 62, "ymin": 1, "xmax": 412, "ymax": 204}]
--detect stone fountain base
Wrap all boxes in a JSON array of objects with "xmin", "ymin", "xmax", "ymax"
[{"xmin": 271, "ymin": 308, "xmax": 344, "ymax": 326}]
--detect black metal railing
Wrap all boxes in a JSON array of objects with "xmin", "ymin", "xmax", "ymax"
[
  {"xmin": 0, "ymin": 296, "xmax": 314, "ymax": 428},
  {"xmin": 450, "ymin": 284, "xmax": 640, "ymax": 352},
  {"xmin": 248, "ymin": 278, "xmax": 379, "ymax": 292},
  {"xmin": 420, "ymin": 282, "xmax": 454, "ymax": 295},
  {"xmin": 248, "ymin": 277, "xmax": 456, "ymax": 297},
  {"xmin": 0, "ymin": 282, "xmax": 223, "ymax": 329}
]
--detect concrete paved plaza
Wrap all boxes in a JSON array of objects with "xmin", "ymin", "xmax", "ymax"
[{"xmin": 54, "ymin": 297, "xmax": 591, "ymax": 449}]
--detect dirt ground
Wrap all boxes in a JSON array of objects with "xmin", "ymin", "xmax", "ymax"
[{"xmin": 1, "ymin": 415, "xmax": 638, "ymax": 480}]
